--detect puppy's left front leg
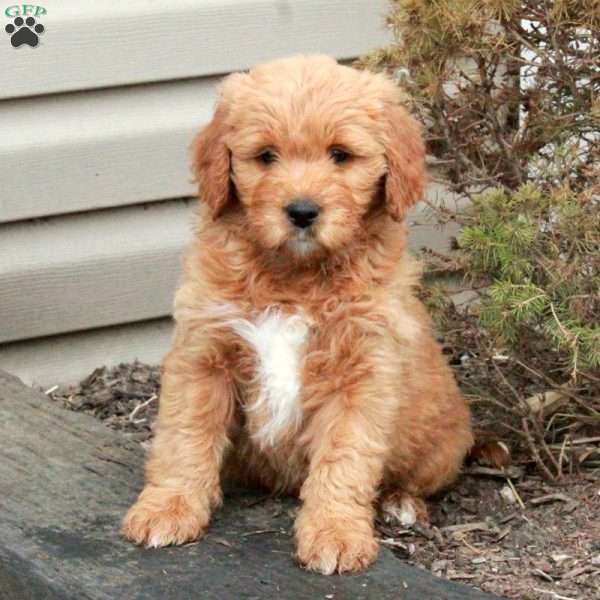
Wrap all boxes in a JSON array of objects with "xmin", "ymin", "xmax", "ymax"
[{"xmin": 295, "ymin": 393, "xmax": 390, "ymax": 574}]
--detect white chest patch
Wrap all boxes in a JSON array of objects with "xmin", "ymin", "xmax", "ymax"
[{"xmin": 227, "ymin": 309, "xmax": 309, "ymax": 446}]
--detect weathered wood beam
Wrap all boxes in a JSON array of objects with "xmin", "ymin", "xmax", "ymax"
[{"xmin": 0, "ymin": 370, "xmax": 502, "ymax": 600}]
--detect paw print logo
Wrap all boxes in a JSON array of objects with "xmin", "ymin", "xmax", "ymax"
[{"xmin": 5, "ymin": 16, "xmax": 45, "ymax": 48}]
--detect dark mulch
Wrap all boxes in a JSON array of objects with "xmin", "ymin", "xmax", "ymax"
[
  {"xmin": 47, "ymin": 360, "xmax": 600, "ymax": 600},
  {"xmin": 50, "ymin": 362, "xmax": 160, "ymax": 444}
]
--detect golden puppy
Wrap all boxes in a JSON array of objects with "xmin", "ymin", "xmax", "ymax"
[{"xmin": 122, "ymin": 54, "xmax": 473, "ymax": 574}]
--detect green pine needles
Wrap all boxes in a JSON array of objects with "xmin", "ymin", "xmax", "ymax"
[{"xmin": 459, "ymin": 184, "xmax": 599, "ymax": 377}]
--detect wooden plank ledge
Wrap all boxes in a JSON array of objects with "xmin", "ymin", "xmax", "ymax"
[{"xmin": 0, "ymin": 370, "xmax": 503, "ymax": 599}]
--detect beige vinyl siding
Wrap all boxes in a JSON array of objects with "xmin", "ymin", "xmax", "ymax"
[
  {"xmin": 0, "ymin": 200, "xmax": 194, "ymax": 344},
  {"xmin": 0, "ymin": 79, "xmax": 215, "ymax": 223},
  {"xmin": 0, "ymin": 186, "xmax": 461, "ymax": 386},
  {"xmin": 0, "ymin": 0, "xmax": 391, "ymax": 99},
  {"xmin": 0, "ymin": 319, "xmax": 175, "ymax": 389},
  {"xmin": 0, "ymin": 0, "xmax": 397, "ymax": 386}
]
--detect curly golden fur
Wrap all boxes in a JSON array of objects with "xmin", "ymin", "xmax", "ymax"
[{"xmin": 122, "ymin": 55, "xmax": 473, "ymax": 574}]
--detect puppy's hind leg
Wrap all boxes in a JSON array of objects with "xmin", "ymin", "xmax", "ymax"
[{"xmin": 378, "ymin": 489, "xmax": 429, "ymax": 528}]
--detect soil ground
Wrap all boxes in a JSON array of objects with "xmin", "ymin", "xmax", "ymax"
[{"xmin": 48, "ymin": 360, "xmax": 600, "ymax": 600}]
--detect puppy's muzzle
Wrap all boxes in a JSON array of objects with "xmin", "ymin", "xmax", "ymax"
[{"xmin": 286, "ymin": 198, "xmax": 320, "ymax": 229}]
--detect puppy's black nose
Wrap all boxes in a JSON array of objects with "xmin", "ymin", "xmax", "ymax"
[{"xmin": 286, "ymin": 198, "xmax": 320, "ymax": 229}]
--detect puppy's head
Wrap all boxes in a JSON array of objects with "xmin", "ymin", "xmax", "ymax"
[{"xmin": 192, "ymin": 55, "xmax": 425, "ymax": 258}]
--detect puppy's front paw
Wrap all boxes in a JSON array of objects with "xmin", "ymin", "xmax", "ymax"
[
  {"xmin": 295, "ymin": 511, "xmax": 378, "ymax": 574},
  {"xmin": 122, "ymin": 486, "xmax": 210, "ymax": 548}
]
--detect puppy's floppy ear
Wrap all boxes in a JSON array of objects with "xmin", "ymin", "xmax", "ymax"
[
  {"xmin": 383, "ymin": 103, "xmax": 426, "ymax": 222},
  {"xmin": 191, "ymin": 102, "xmax": 233, "ymax": 220}
]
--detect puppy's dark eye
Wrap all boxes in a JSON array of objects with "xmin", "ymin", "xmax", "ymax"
[
  {"xmin": 258, "ymin": 149, "xmax": 278, "ymax": 165},
  {"xmin": 330, "ymin": 147, "xmax": 350, "ymax": 164}
]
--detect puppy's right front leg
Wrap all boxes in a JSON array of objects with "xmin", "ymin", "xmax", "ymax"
[{"xmin": 122, "ymin": 348, "xmax": 233, "ymax": 547}]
